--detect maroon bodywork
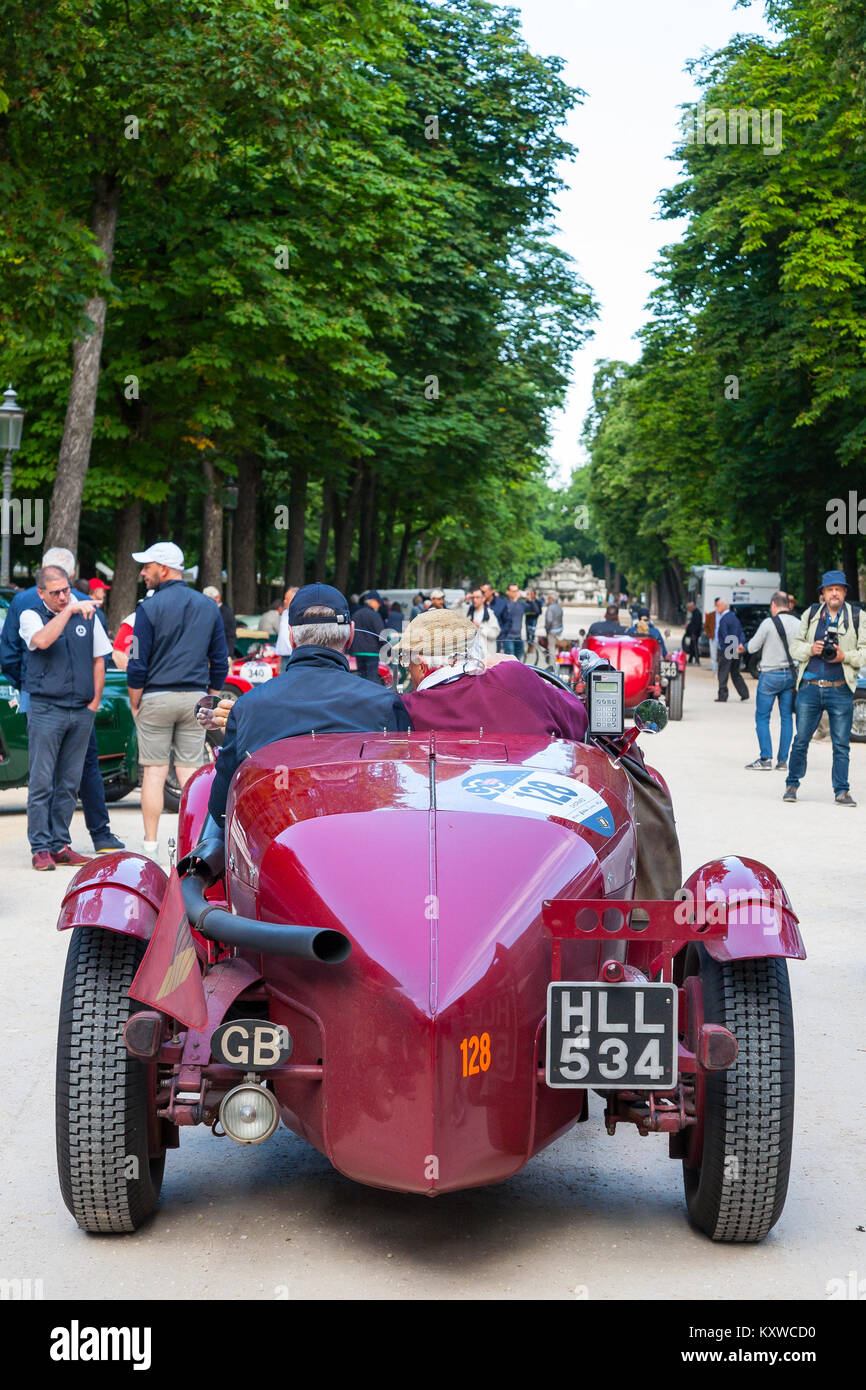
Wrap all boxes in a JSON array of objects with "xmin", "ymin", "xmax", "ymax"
[{"xmin": 59, "ymin": 726, "xmax": 804, "ymax": 1204}]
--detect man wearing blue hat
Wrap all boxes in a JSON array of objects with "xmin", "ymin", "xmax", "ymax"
[
  {"xmin": 784, "ymin": 571, "xmax": 866, "ymax": 805},
  {"xmin": 207, "ymin": 584, "xmax": 411, "ymax": 828}
]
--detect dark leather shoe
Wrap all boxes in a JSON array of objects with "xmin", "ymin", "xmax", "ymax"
[
  {"xmin": 835, "ymin": 791, "xmax": 857, "ymax": 807},
  {"xmin": 32, "ymin": 851, "xmax": 56, "ymax": 871},
  {"xmin": 52, "ymin": 846, "xmax": 92, "ymax": 866}
]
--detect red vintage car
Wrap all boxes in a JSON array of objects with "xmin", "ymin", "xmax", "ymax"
[
  {"xmin": 557, "ymin": 636, "xmax": 686, "ymax": 720},
  {"xmin": 223, "ymin": 644, "xmax": 392, "ymax": 704},
  {"xmin": 54, "ymin": 693, "xmax": 802, "ymax": 1242}
]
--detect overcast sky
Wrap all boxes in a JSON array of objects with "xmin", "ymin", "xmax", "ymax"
[{"xmin": 511, "ymin": 0, "xmax": 777, "ymax": 482}]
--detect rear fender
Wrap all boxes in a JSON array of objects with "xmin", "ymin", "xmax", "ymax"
[
  {"xmin": 57, "ymin": 852, "xmax": 168, "ymax": 943},
  {"xmin": 680, "ymin": 856, "xmax": 805, "ymax": 963}
]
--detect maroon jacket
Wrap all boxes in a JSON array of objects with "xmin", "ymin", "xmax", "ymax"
[{"xmin": 402, "ymin": 661, "xmax": 588, "ymax": 741}]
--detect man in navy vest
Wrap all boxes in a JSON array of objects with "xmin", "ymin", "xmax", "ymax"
[
  {"xmin": 20, "ymin": 566, "xmax": 112, "ymax": 869},
  {"xmin": 126, "ymin": 541, "xmax": 229, "ymax": 858},
  {"xmin": 0, "ymin": 546, "xmax": 123, "ymax": 853}
]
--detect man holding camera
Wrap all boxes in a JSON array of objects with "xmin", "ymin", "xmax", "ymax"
[{"xmin": 783, "ymin": 571, "xmax": 866, "ymax": 805}]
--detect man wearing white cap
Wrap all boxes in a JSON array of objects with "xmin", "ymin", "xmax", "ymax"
[{"xmin": 127, "ymin": 542, "xmax": 229, "ymax": 856}]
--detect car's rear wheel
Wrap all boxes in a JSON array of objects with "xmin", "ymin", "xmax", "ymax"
[
  {"xmin": 665, "ymin": 673, "xmax": 684, "ymax": 721},
  {"xmin": 56, "ymin": 928, "xmax": 166, "ymax": 1233},
  {"xmin": 851, "ymin": 691, "xmax": 866, "ymax": 744},
  {"xmin": 680, "ymin": 944, "xmax": 794, "ymax": 1242},
  {"xmin": 102, "ymin": 778, "xmax": 136, "ymax": 804}
]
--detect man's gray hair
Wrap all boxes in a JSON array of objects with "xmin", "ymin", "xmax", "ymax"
[
  {"xmin": 290, "ymin": 606, "xmax": 351, "ymax": 651},
  {"xmin": 36, "ymin": 565, "xmax": 68, "ymax": 589},
  {"xmin": 771, "ymin": 590, "xmax": 790, "ymax": 609},
  {"xmin": 42, "ymin": 547, "xmax": 76, "ymax": 576}
]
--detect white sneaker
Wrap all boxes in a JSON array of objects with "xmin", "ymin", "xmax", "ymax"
[{"xmin": 141, "ymin": 840, "xmax": 160, "ymax": 860}]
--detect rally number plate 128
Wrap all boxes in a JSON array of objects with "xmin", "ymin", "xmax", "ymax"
[{"xmin": 546, "ymin": 982, "xmax": 677, "ymax": 1089}]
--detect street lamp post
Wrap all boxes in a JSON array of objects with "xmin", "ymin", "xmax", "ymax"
[{"xmin": 0, "ymin": 385, "xmax": 25, "ymax": 588}]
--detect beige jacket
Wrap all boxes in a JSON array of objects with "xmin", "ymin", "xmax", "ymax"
[{"xmin": 789, "ymin": 601, "xmax": 866, "ymax": 692}]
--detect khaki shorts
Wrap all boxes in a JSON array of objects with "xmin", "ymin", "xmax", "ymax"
[{"xmin": 136, "ymin": 690, "xmax": 208, "ymax": 767}]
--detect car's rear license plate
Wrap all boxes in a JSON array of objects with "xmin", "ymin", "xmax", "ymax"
[{"xmin": 546, "ymin": 982, "xmax": 677, "ymax": 1089}]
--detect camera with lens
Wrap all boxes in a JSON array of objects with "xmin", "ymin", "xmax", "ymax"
[{"xmin": 820, "ymin": 629, "xmax": 839, "ymax": 661}]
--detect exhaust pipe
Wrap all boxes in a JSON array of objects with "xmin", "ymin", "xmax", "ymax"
[{"xmin": 181, "ymin": 872, "xmax": 351, "ymax": 963}]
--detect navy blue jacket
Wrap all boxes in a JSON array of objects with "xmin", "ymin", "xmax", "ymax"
[
  {"xmin": 127, "ymin": 580, "xmax": 229, "ymax": 693},
  {"xmin": 24, "ymin": 599, "xmax": 97, "ymax": 707},
  {"xmin": 349, "ymin": 603, "xmax": 384, "ymax": 656},
  {"xmin": 716, "ymin": 609, "xmax": 746, "ymax": 659},
  {"xmin": 0, "ymin": 584, "xmax": 89, "ymax": 689},
  {"xmin": 207, "ymin": 645, "xmax": 411, "ymax": 826},
  {"xmin": 489, "ymin": 594, "xmax": 509, "ymax": 632}
]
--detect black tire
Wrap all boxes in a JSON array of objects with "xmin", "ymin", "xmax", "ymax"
[
  {"xmin": 681, "ymin": 945, "xmax": 794, "ymax": 1242},
  {"xmin": 56, "ymin": 928, "xmax": 165, "ymax": 1233},
  {"xmin": 666, "ymin": 673, "xmax": 684, "ymax": 721},
  {"xmin": 163, "ymin": 755, "xmax": 181, "ymax": 813},
  {"xmin": 102, "ymin": 778, "xmax": 136, "ymax": 804},
  {"xmin": 851, "ymin": 692, "xmax": 866, "ymax": 744}
]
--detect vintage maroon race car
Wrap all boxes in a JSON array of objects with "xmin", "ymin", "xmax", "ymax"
[
  {"xmin": 54, "ymin": 689, "xmax": 802, "ymax": 1242},
  {"xmin": 557, "ymin": 636, "xmax": 686, "ymax": 720}
]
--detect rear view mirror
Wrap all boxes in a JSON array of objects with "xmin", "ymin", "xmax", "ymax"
[{"xmin": 634, "ymin": 698, "xmax": 668, "ymax": 732}]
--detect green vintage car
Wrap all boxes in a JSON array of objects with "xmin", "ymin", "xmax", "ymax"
[{"xmin": 0, "ymin": 595, "xmax": 181, "ymax": 809}]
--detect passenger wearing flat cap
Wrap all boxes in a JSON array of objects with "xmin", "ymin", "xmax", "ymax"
[{"xmin": 206, "ymin": 584, "xmax": 411, "ymax": 829}]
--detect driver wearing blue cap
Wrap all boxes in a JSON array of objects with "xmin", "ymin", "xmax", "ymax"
[
  {"xmin": 206, "ymin": 584, "xmax": 411, "ymax": 828},
  {"xmin": 784, "ymin": 571, "xmax": 866, "ymax": 806}
]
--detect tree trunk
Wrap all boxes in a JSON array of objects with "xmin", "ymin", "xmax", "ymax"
[
  {"xmin": 46, "ymin": 175, "xmax": 121, "ymax": 555},
  {"xmin": 707, "ymin": 535, "xmax": 721, "ymax": 565},
  {"xmin": 257, "ymin": 487, "xmax": 271, "ymax": 610},
  {"xmin": 613, "ymin": 569, "xmax": 622, "ymax": 598},
  {"xmin": 108, "ymin": 499, "xmax": 142, "ymax": 632},
  {"xmin": 368, "ymin": 472, "xmax": 379, "ymax": 589},
  {"xmin": 332, "ymin": 467, "xmax": 363, "ymax": 595},
  {"xmin": 316, "ymin": 488, "xmax": 332, "ymax": 581},
  {"xmin": 200, "ymin": 458, "xmax": 223, "ymax": 590},
  {"xmin": 802, "ymin": 537, "xmax": 818, "ymax": 608},
  {"xmin": 393, "ymin": 516, "xmax": 412, "ymax": 588},
  {"xmin": 841, "ymin": 534, "xmax": 861, "ymax": 604},
  {"xmin": 379, "ymin": 499, "xmax": 397, "ymax": 588},
  {"xmin": 604, "ymin": 557, "xmax": 611, "ymax": 593},
  {"xmin": 233, "ymin": 452, "xmax": 258, "ymax": 612},
  {"xmin": 285, "ymin": 464, "xmax": 307, "ymax": 588}
]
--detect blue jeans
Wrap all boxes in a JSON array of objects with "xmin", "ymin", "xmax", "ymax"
[
  {"xmin": 787, "ymin": 682, "xmax": 854, "ymax": 794},
  {"xmin": 755, "ymin": 669, "xmax": 795, "ymax": 761},
  {"xmin": 501, "ymin": 639, "xmax": 524, "ymax": 659},
  {"xmin": 26, "ymin": 700, "xmax": 96, "ymax": 853}
]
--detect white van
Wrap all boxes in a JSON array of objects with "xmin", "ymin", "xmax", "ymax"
[{"xmin": 689, "ymin": 566, "xmax": 782, "ymax": 614}]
